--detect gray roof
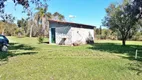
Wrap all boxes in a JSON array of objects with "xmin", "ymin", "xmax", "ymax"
[{"xmin": 48, "ymin": 20, "xmax": 96, "ymax": 29}]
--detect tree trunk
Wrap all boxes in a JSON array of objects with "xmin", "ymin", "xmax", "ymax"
[
  {"xmin": 2, "ymin": 29, "xmax": 4, "ymax": 35},
  {"xmin": 122, "ymin": 39, "xmax": 126, "ymax": 46},
  {"xmin": 41, "ymin": 16, "xmax": 46, "ymax": 36},
  {"xmin": 30, "ymin": 24, "xmax": 33, "ymax": 38}
]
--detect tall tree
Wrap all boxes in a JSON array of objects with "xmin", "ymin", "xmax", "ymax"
[
  {"xmin": 46, "ymin": 12, "xmax": 52, "ymax": 19},
  {"xmin": 0, "ymin": 0, "xmax": 47, "ymax": 13},
  {"xmin": 53, "ymin": 12, "xmax": 65, "ymax": 21},
  {"xmin": 0, "ymin": 21, "xmax": 5, "ymax": 34},
  {"xmin": 0, "ymin": 0, "xmax": 48, "ymax": 37},
  {"xmin": 103, "ymin": 0, "xmax": 139, "ymax": 46},
  {"xmin": 132, "ymin": 0, "xmax": 142, "ymax": 18},
  {"xmin": 33, "ymin": 11, "xmax": 65, "ymax": 37},
  {"xmin": 36, "ymin": 7, "xmax": 47, "ymax": 36},
  {"xmin": 17, "ymin": 18, "xmax": 28, "ymax": 33},
  {"xmin": 45, "ymin": 12, "xmax": 65, "ymax": 21},
  {"xmin": 0, "ymin": 14, "xmax": 15, "ymax": 35},
  {"xmin": 100, "ymin": 26, "xmax": 102, "ymax": 35}
]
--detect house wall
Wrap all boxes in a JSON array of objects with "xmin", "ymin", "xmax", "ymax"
[
  {"xmin": 71, "ymin": 27, "xmax": 94, "ymax": 44},
  {"xmin": 56, "ymin": 26, "xmax": 72, "ymax": 45},
  {"xmin": 49, "ymin": 22, "xmax": 94, "ymax": 45},
  {"xmin": 49, "ymin": 22, "xmax": 72, "ymax": 45}
]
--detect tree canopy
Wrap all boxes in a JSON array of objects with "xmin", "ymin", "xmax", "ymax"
[
  {"xmin": 0, "ymin": 0, "xmax": 47, "ymax": 13},
  {"xmin": 103, "ymin": 0, "xmax": 141, "ymax": 46},
  {"xmin": 133, "ymin": 0, "xmax": 142, "ymax": 18}
]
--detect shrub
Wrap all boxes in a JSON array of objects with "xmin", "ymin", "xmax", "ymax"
[
  {"xmin": 38, "ymin": 36, "xmax": 44, "ymax": 43},
  {"xmin": 86, "ymin": 36, "xmax": 94, "ymax": 44},
  {"xmin": 95, "ymin": 35, "xmax": 100, "ymax": 40},
  {"xmin": 15, "ymin": 28, "xmax": 25, "ymax": 38},
  {"xmin": 132, "ymin": 32, "xmax": 142, "ymax": 41}
]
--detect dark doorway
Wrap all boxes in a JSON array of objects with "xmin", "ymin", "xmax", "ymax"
[{"xmin": 51, "ymin": 28, "xmax": 56, "ymax": 43}]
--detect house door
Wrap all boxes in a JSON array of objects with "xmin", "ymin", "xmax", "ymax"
[{"xmin": 51, "ymin": 28, "xmax": 56, "ymax": 43}]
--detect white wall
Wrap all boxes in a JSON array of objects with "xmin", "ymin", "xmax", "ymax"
[
  {"xmin": 49, "ymin": 22, "xmax": 94, "ymax": 45},
  {"xmin": 56, "ymin": 26, "xmax": 72, "ymax": 45},
  {"xmin": 49, "ymin": 22, "xmax": 72, "ymax": 45},
  {"xmin": 71, "ymin": 27, "xmax": 94, "ymax": 44}
]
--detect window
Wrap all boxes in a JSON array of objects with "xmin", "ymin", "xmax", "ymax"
[{"xmin": 0, "ymin": 36, "xmax": 4, "ymax": 39}]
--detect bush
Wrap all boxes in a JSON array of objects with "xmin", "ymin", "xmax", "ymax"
[
  {"xmin": 100, "ymin": 35, "xmax": 106, "ymax": 40},
  {"xmin": 132, "ymin": 32, "xmax": 142, "ymax": 41},
  {"xmin": 38, "ymin": 36, "xmax": 44, "ymax": 43},
  {"xmin": 95, "ymin": 35, "xmax": 100, "ymax": 40},
  {"xmin": 86, "ymin": 36, "xmax": 94, "ymax": 44},
  {"xmin": 15, "ymin": 28, "xmax": 25, "ymax": 38}
]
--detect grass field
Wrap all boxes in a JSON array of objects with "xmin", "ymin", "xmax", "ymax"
[{"xmin": 0, "ymin": 36, "xmax": 142, "ymax": 80}]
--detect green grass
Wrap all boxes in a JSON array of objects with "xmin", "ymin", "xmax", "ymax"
[{"xmin": 0, "ymin": 37, "xmax": 142, "ymax": 80}]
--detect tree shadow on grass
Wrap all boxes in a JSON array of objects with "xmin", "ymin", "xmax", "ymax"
[
  {"xmin": 88, "ymin": 43, "xmax": 142, "ymax": 60},
  {"xmin": 0, "ymin": 43, "xmax": 37, "ymax": 65},
  {"xmin": 9, "ymin": 43, "xmax": 36, "ymax": 50},
  {"xmin": 127, "ymin": 61, "xmax": 142, "ymax": 76},
  {"xmin": 88, "ymin": 43, "xmax": 142, "ymax": 75}
]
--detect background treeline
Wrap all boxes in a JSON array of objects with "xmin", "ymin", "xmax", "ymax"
[
  {"xmin": 0, "ymin": 21, "xmax": 17, "ymax": 36},
  {"xmin": 1, "ymin": 19, "xmax": 141, "ymax": 41},
  {"xmin": 0, "ymin": 0, "xmax": 142, "ymax": 45},
  {"xmin": 0, "ymin": 0, "xmax": 142, "ymax": 42},
  {"xmin": 95, "ymin": 27, "xmax": 142, "ymax": 41},
  {"xmin": 0, "ymin": 11, "xmax": 65, "ymax": 38}
]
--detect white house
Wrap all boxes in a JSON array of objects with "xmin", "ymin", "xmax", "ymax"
[{"xmin": 48, "ymin": 20, "xmax": 95, "ymax": 45}]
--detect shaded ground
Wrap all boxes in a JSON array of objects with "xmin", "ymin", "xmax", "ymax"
[
  {"xmin": 88, "ymin": 42, "xmax": 142, "ymax": 75},
  {"xmin": 0, "ymin": 43, "xmax": 37, "ymax": 62},
  {"xmin": 88, "ymin": 43, "xmax": 142, "ymax": 60}
]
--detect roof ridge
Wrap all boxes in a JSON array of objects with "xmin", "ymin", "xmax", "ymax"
[{"xmin": 48, "ymin": 19, "xmax": 96, "ymax": 28}]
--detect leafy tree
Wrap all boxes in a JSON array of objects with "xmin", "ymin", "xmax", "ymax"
[
  {"xmin": 0, "ymin": 21, "xmax": 17, "ymax": 36},
  {"xmin": 103, "ymin": 0, "xmax": 140, "ymax": 46},
  {"xmin": 132, "ymin": 0, "xmax": 142, "ymax": 18},
  {"xmin": 0, "ymin": 13, "xmax": 15, "ymax": 35},
  {"xmin": 45, "ymin": 12, "xmax": 65, "ymax": 21},
  {"xmin": 17, "ymin": 18, "xmax": 28, "ymax": 34},
  {"xmin": 0, "ymin": 0, "xmax": 48, "ymax": 37},
  {"xmin": 0, "ymin": 0, "xmax": 47, "ymax": 13},
  {"xmin": 99, "ymin": 26, "xmax": 102, "ymax": 35},
  {"xmin": 0, "ymin": 21, "xmax": 5, "ymax": 34},
  {"xmin": 53, "ymin": 12, "xmax": 65, "ymax": 21},
  {"xmin": 28, "ymin": 14, "xmax": 41, "ymax": 37},
  {"xmin": 0, "ymin": 14, "xmax": 15, "ymax": 23},
  {"xmin": 95, "ymin": 28, "xmax": 100, "ymax": 35},
  {"xmin": 34, "ymin": 10, "xmax": 65, "ymax": 38},
  {"xmin": 46, "ymin": 12, "xmax": 52, "ymax": 19}
]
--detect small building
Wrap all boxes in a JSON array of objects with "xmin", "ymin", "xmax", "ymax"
[{"xmin": 48, "ymin": 20, "xmax": 95, "ymax": 45}]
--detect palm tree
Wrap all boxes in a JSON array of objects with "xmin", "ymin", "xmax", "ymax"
[
  {"xmin": 33, "ymin": 9, "xmax": 65, "ymax": 37},
  {"xmin": 36, "ymin": 7, "xmax": 47, "ymax": 36}
]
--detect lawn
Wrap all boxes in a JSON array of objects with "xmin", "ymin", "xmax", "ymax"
[{"xmin": 0, "ymin": 37, "xmax": 142, "ymax": 80}]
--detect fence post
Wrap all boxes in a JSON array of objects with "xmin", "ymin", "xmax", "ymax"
[{"xmin": 135, "ymin": 49, "xmax": 138, "ymax": 59}]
